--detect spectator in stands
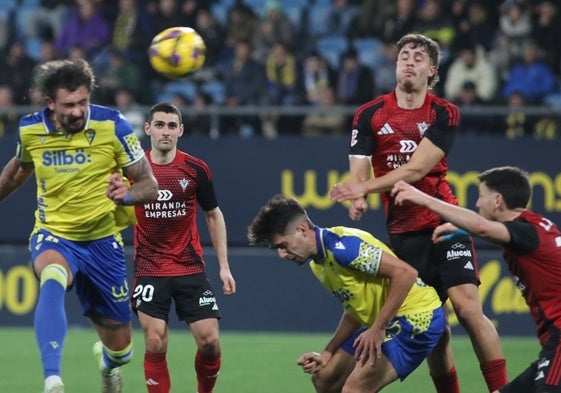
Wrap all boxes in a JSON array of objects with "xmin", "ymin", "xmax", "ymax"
[
  {"xmin": 107, "ymin": 0, "xmax": 153, "ymax": 70},
  {"xmin": 335, "ymin": 48, "xmax": 374, "ymax": 106},
  {"xmin": 260, "ymin": 41, "xmax": 303, "ymax": 137},
  {"xmin": 19, "ymin": 0, "xmax": 74, "ymax": 42},
  {"xmin": 444, "ymin": 41, "xmax": 498, "ymax": 104},
  {"xmin": 489, "ymin": 0, "xmax": 533, "ymax": 80},
  {"xmin": 180, "ymin": 0, "xmax": 204, "ymax": 28},
  {"xmin": 218, "ymin": 2, "xmax": 258, "ymax": 73},
  {"xmin": 301, "ymin": 87, "xmax": 346, "ymax": 137},
  {"xmin": 95, "ymin": 47, "xmax": 146, "ymax": 105},
  {"xmin": 0, "ymin": 41, "xmax": 37, "ymax": 105},
  {"xmin": 224, "ymin": 2, "xmax": 258, "ymax": 47},
  {"xmin": 377, "ymin": 0, "xmax": 417, "ymax": 44},
  {"xmin": 0, "ymin": 4, "xmax": 13, "ymax": 54},
  {"xmin": 195, "ymin": 8, "xmax": 225, "ymax": 68},
  {"xmin": 114, "ymin": 87, "xmax": 145, "ymax": 139},
  {"xmin": 223, "ymin": 39, "xmax": 264, "ymax": 137},
  {"xmin": 54, "ymin": 0, "xmax": 111, "ymax": 58},
  {"xmin": 412, "ymin": 0, "xmax": 457, "ymax": 57},
  {"xmin": 458, "ymin": 1, "xmax": 498, "ymax": 52},
  {"xmin": 373, "ymin": 40, "xmax": 398, "ymax": 96},
  {"xmin": 354, "ymin": 0, "xmax": 395, "ymax": 38},
  {"xmin": 184, "ymin": 91, "xmax": 214, "ymax": 137},
  {"xmin": 38, "ymin": 40, "xmax": 58, "ymax": 64},
  {"xmin": 300, "ymin": 51, "xmax": 337, "ymax": 106},
  {"xmin": 326, "ymin": 0, "xmax": 361, "ymax": 38},
  {"xmin": 453, "ymin": 81, "xmax": 495, "ymax": 134},
  {"xmin": 148, "ymin": 0, "xmax": 185, "ymax": 39},
  {"xmin": 68, "ymin": 45, "xmax": 88, "ymax": 60},
  {"xmin": 0, "ymin": 85, "xmax": 19, "ymax": 138},
  {"xmin": 531, "ymin": 0, "xmax": 561, "ymax": 77},
  {"xmin": 502, "ymin": 40, "xmax": 556, "ymax": 104},
  {"xmin": 253, "ymin": 0, "xmax": 296, "ymax": 64}
]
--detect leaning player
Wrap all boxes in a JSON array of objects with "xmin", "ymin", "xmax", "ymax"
[
  {"xmin": 131, "ymin": 102, "xmax": 236, "ymax": 393},
  {"xmin": 392, "ymin": 167, "xmax": 561, "ymax": 393},
  {"xmin": 247, "ymin": 195, "xmax": 445, "ymax": 392},
  {"xmin": 0, "ymin": 59, "xmax": 158, "ymax": 393}
]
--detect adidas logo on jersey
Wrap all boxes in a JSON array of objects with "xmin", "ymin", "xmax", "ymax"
[
  {"xmin": 377, "ymin": 123, "xmax": 394, "ymax": 135},
  {"xmin": 464, "ymin": 261, "xmax": 474, "ymax": 270}
]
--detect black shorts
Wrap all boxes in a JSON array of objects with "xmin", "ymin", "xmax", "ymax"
[
  {"xmin": 499, "ymin": 327, "xmax": 561, "ymax": 393},
  {"xmin": 131, "ymin": 273, "xmax": 221, "ymax": 324},
  {"xmin": 389, "ymin": 229, "xmax": 480, "ymax": 302}
]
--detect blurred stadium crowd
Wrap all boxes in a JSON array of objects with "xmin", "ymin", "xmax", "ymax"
[{"xmin": 0, "ymin": 0, "xmax": 560, "ymax": 138}]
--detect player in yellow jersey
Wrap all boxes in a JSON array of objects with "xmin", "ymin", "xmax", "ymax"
[
  {"xmin": 247, "ymin": 195, "xmax": 445, "ymax": 392},
  {"xmin": 0, "ymin": 59, "xmax": 158, "ymax": 393}
]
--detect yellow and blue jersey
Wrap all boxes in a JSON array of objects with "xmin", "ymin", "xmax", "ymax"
[
  {"xmin": 310, "ymin": 226, "xmax": 442, "ymax": 328},
  {"xmin": 17, "ymin": 104, "xmax": 145, "ymax": 241}
]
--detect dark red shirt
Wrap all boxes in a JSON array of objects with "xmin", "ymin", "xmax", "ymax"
[
  {"xmin": 503, "ymin": 210, "xmax": 561, "ymax": 345},
  {"xmin": 350, "ymin": 91, "xmax": 460, "ymax": 234},
  {"xmin": 133, "ymin": 150, "xmax": 218, "ymax": 277}
]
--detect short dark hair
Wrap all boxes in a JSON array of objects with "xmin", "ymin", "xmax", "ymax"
[
  {"xmin": 247, "ymin": 194, "xmax": 312, "ymax": 245},
  {"xmin": 396, "ymin": 33, "xmax": 441, "ymax": 88},
  {"xmin": 34, "ymin": 59, "xmax": 95, "ymax": 100},
  {"xmin": 478, "ymin": 166, "xmax": 531, "ymax": 209},
  {"xmin": 147, "ymin": 102, "xmax": 183, "ymax": 124}
]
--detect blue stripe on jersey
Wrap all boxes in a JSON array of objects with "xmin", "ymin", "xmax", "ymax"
[{"xmin": 89, "ymin": 105, "xmax": 140, "ymax": 163}]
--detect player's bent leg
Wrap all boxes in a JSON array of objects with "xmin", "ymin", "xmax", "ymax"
[
  {"xmin": 138, "ymin": 312, "xmax": 170, "ymax": 393},
  {"xmin": 190, "ymin": 318, "xmax": 221, "ymax": 393},
  {"xmin": 91, "ymin": 315, "xmax": 133, "ymax": 393},
  {"xmin": 426, "ymin": 309, "xmax": 461, "ymax": 393},
  {"xmin": 447, "ymin": 283, "xmax": 507, "ymax": 392},
  {"xmin": 342, "ymin": 354, "xmax": 398, "ymax": 393},
  {"xmin": 312, "ymin": 349, "xmax": 356, "ymax": 393},
  {"xmin": 138, "ymin": 311, "xmax": 169, "ymax": 353}
]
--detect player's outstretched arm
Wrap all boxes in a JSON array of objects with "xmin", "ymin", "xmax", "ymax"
[
  {"xmin": 0, "ymin": 157, "xmax": 34, "ymax": 202},
  {"xmin": 330, "ymin": 138, "xmax": 445, "ymax": 203},
  {"xmin": 391, "ymin": 180, "xmax": 511, "ymax": 244},
  {"xmin": 205, "ymin": 206, "xmax": 236, "ymax": 295}
]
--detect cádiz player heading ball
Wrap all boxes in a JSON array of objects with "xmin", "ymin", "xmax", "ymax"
[{"xmin": 148, "ymin": 26, "xmax": 206, "ymax": 79}]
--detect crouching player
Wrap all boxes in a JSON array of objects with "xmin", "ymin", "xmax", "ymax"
[{"xmin": 247, "ymin": 195, "xmax": 445, "ymax": 392}]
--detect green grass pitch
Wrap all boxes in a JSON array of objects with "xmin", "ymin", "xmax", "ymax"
[{"xmin": 0, "ymin": 328, "xmax": 538, "ymax": 392}]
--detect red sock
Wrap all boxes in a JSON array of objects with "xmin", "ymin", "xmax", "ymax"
[
  {"xmin": 481, "ymin": 358, "xmax": 508, "ymax": 392},
  {"xmin": 195, "ymin": 350, "xmax": 221, "ymax": 393},
  {"xmin": 144, "ymin": 351, "xmax": 171, "ymax": 393},
  {"xmin": 431, "ymin": 366, "xmax": 461, "ymax": 393}
]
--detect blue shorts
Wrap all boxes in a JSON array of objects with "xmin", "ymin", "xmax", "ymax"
[
  {"xmin": 341, "ymin": 307, "xmax": 445, "ymax": 380},
  {"xmin": 30, "ymin": 229, "xmax": 131, "ymax": 323}
]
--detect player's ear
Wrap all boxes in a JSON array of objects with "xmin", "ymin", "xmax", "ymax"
[
  {"xmin": 144, "ymin": 122, "xmax": 151, "ymax": 136},
  {"xmin": 178, "ymin": 123, "xmax": 184, "ymax": 137},
  {"xmin": 45, "ymin": 96, "xmax": 55, "ymax": 110}
]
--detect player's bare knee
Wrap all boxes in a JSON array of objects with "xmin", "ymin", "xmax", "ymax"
[
  {"xmin": 312, "ymin": 369, "xmax": 343, "ymax": 393},
  {"xmin": 145, "ymin": 332, "xmax": 167, "ymax": 353},
  {"xmin": 197, "ymin": 336, "xmax": 221, "ymax": 355}
]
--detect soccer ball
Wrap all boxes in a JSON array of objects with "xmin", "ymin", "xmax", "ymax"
[{"xmin": 148, "ymin": 27, "xmax": 206, "ymax": 79}]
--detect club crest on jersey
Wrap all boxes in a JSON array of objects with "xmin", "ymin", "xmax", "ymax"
[
  {"xmin": 85, "ymin": 129, "xmax": 96, "ymax": 145},
  {"xmin": 417, "ymin": 122, "xmax": 429, "ymax": 136},
  {"xmin": 179, "ymin": 178, "xmax": 189, "ymax": 191}
]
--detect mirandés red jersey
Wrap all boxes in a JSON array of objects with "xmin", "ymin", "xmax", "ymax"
[
  {"xmin": 349, "ymin": 91, "xmax": 460, "ymax": 234},
  {"xmin": 502, "ymin": 210, "xmax": 561, "ymax": 345},
  {"xmin": 133, "ymin": 150, "xmax": 218, "ymax": 277}
]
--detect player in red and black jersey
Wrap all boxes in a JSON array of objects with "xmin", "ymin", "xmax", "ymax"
[
  {"xmin": 132, "ymin": 103, "xmax": 236, "ymax": 393},
  {"xmin": 330, "ymin": 34, "xmax": 507, "ymax": 392},
  {"xmin": 393, "ymin": 166, "xmax": 561, "ymax": 393}
]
